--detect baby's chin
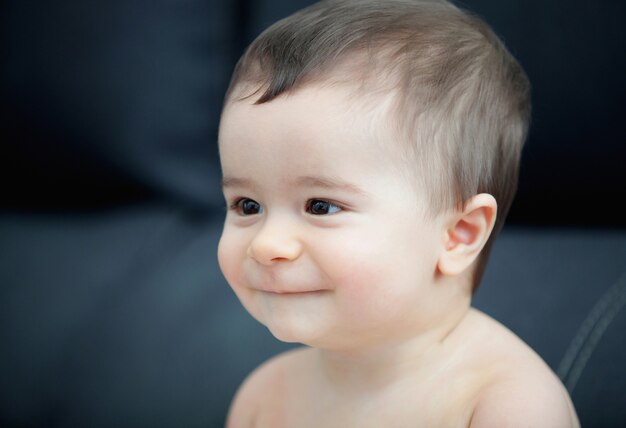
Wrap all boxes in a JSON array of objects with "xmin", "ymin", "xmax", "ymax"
[
  {"xmin": 261, "ymin": 312, "xmax": 331, "ymax": 346},
  {"xmin": 246, "ymin": 290, "xmax": 335, "ymax": 344},
  {"xmin": 262, "ymin": 315, "xmax": 374, "ymax": 352}
]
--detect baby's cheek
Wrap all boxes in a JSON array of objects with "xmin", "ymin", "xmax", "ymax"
[
  {"xmin": 328, "ymin": 245, "xmax": 395, "ymax": 311},
  {"xmin": 218, "ymin": 233, "xmax": 263, "ymax": 322},
  {"xmin": 217, "ymin": 231, "xmax": 245, "ymax": 290}
]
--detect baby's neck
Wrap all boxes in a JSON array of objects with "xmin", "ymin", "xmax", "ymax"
[{"xmin": 313, "ymin": 305, "xmax": 472, "ymax": 396}]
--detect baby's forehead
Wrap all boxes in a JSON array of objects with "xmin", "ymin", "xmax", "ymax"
[
  {"xmin": 223, "ymin": 46, "xmax": 416, "ymax": 155},
  {"xmin": 226, "ymin": 76, "xmax": 403, "ymax": 149},
  {"xmin": 222, "ymin": 78, "xmax": 422, "ymax": 187}
]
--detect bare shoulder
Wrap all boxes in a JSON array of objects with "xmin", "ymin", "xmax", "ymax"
[
  {"xmin": 226, "ymin": 346, "xmax": 310, "ymax": 428},
  {"xmin": 470, "ymin": 371, "xmax": 579, "ymax": 428},
  {"xmin": 465, "ymin": 310, "xmax": 579, "ymax": 428}
]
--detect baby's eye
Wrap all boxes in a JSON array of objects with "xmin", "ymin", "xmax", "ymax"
[
  {"xmin": 233, "ymin": 198, "xmax": 263, "ymax": 215},
  {"xmin": 306, "ymin": 199, "xmax": 342, "ymax": 215}
]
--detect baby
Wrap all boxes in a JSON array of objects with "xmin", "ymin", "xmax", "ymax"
[{"xmin": 217, "ymin": 0, "xmax": 579, "ymax": 426}]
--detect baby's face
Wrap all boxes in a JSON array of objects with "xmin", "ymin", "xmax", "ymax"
[{"xmin": 218, "ymin": 84, "xmax": 448, "ymax": 351}]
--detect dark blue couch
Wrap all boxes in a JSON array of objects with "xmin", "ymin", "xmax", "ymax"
[{"xmin": 1, "ymin": 1, "xmax": 624, "ymax": 426}]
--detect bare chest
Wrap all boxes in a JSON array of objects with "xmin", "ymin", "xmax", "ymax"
[{"xmin": 251, "ymin": 375, "xmax": 480, "ymax": 428}]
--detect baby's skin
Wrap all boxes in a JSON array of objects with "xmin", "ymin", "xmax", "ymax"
[{"xmin": 218, "ymin": 84, "xmax": 579, "ymax": 428}]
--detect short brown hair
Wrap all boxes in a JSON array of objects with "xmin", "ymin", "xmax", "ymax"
[{"xmin": 226, "ymin": 0, "xmax": 531, "ymax": 290}]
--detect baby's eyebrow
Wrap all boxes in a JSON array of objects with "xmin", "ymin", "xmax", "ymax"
[
  {"xmin": 221, "ymin": 177, "xmax": 254, "ymax": 189},
  {"xmin": 296, "ymin": 175, "xmax": 369, "ymax": 196},
  {"xmin": 221, "ymin": 175, "xmax": 369, "ymax": 196}
]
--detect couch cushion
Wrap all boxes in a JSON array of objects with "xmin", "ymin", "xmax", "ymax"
[{"xmin": 0, "ymin": 0, "xmax": 236, "ymax": 211}]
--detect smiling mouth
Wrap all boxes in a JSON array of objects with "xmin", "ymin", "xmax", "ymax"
[{"xmin": 261, "ymin": 289, "xmax": 329, "ymax": 295}]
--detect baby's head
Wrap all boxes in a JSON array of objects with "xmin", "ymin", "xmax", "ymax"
[{"xmin": 222, "ymin": 0, "xmax": 530, "ymax": 292}]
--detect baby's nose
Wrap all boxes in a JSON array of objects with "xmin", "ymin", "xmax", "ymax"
[{"xmin": 247, "ymin": 220, "xmax": 303, "ymax": 266}]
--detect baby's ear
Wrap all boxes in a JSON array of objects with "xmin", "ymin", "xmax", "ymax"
[{"xmin": 437, "ymin": 194, "xmax": 497, "ymax": 277}]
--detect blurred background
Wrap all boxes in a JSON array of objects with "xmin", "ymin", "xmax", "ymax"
[{"xmin": 0, "ymin": 0, "xmax": 624, "ymax": 427}]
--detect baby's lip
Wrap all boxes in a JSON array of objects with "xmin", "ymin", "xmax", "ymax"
[
  {"xmin": 254, "ymin": 283, "xmax": 330, "ymax": 295},
  {"xmin": 248, "ymin": 269, "xmax": 331, "ymax": 294},
  {"xmin": 261, "ymin": 289, "xmax": 329, "ymax": 295}
]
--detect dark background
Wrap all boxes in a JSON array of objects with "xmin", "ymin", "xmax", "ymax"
[
  {"xmin": 2, "ymin": 0, "xmax": 625, "ymax": 221},
  {"xmin": 1, "ymin": 1, "xmax": 625, "ymax": 427}
]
